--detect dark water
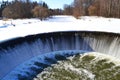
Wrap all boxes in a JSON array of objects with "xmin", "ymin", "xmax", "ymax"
[{"xmin": 0, "ymin": 31, "xmax": 120, "ymax": 79}]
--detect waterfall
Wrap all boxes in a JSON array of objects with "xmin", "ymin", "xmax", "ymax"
[{"xmin": 0, "ymin": 31, "xmax": 120, "ymax": 79}]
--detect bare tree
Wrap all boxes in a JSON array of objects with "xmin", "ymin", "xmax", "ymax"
[
  {"xmin": 32, "ymin": 6, "xmax": 49, "ymax": 20},
  {"xmin": 2, "ymin": 1, "xmax": 23, "ymax": 19},
  {"xmin": 2, "ymin": 1, "xmax": 33, "ymax": 19},
  {"xmin": 73, "ymin": 0, "xmax": 120, "ymax": 18}
]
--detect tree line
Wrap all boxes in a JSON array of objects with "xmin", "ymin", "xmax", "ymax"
[
  {"xmin": 0, "ymin": 0, "xmax": 63, "ymax": 20},
  {"xmin": 1, "ymin": 0, "xmax": 120, "ymax": 20},
  {"xmin": 64, "ymin": 0, "xmax": 120, "ymax": 18}
]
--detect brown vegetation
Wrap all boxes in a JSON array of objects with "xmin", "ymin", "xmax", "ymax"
[
  {"xmin": 73, "ymin": 0, "xmax": 120, "ymax": 18},
  {"xmin": 2, "ymin": 1, "xmax": 33, "ymax": 19},
  {"xmin": 32, "ymin": 6, "xmax": 49, "ymax": 20},
  {"xmin": 1, "ymin": 0, "xmax": 120, "ymax": 19},
  {"xmin": 0, "ymin": 0, "xmax": 63, "ymax": 20}
]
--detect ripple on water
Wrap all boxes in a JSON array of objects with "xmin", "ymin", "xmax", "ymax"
[
  {"xmin": 34, "ymin": 52, "xmax": 120, "ymax": 80},
  {"xmin": 2, "ymin": 50, "xmax": 87, "ymax": 80}
]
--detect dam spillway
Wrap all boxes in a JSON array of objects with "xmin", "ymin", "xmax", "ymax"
[{"xmin": 0, "ymin": 31, "xmax": 120, "ymax": 80}]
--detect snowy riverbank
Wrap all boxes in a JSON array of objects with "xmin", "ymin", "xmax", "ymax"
[{"xmin": 0, "ymin": 15, "xmax": 120, "ymax": 42}]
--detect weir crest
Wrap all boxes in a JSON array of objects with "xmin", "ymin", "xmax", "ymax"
[{"xmin": 0, "ymin": 31, "xmax": 120, "ymax": 80}]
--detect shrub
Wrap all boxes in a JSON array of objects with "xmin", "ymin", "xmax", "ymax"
[{"xmin": 32, "ymin": 6, "xmax": 49, "ymax": 20}]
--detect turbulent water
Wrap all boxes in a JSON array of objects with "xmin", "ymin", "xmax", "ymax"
[
  {"xmin": 2, "ymin": 50, "xmax": 86, "ymax": 80},
  {"xmin": 0, "ymin": 31, "xmax": 120, "ymax": 80},
  {"xmin": 34, "ymin": 52, "xmax": 120, "ymax": 80}
]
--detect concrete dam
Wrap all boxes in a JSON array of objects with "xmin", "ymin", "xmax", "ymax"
[{"xmin": 0, "ymin": 31, "xmax": 120, "ymax": 80}]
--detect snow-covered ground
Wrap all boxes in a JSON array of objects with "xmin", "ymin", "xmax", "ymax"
[{"xmin": 0, "ymin": 15, "xmax": 120, "ymax": 42}]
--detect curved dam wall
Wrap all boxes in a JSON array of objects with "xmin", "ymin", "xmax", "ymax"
[{"xmin": 0, "ymin": 31, "xmax": 120, "ymax": 79}]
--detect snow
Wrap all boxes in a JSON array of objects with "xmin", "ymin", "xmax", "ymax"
[{"xmin": 0, "ymin": 15, "xmax": 120, "ymax": 42}]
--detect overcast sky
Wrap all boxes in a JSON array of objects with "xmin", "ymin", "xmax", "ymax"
[{"xmin": 0, "ymin": 0, "xmax": 74, "ymax": 9}]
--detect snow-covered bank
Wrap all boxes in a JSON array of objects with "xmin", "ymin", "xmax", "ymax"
[{"xmin": 0, "ymin": 15, "xmax": 120, "ymax": 42}]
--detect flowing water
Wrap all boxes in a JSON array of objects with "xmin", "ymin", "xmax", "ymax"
[
  {"xmin": 0, "ymin": 31, "xmax": 120, "ymax": 80},
  {"xmin": 35, "ymin": 52, "xmax": 120, "ymax": 80}
]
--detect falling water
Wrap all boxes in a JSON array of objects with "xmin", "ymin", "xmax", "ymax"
[{"xmin": 0, "ymin": 31, "xmax": 120, "ymax": 80}]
